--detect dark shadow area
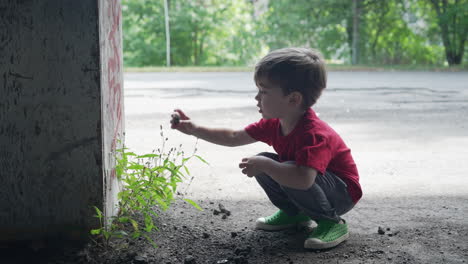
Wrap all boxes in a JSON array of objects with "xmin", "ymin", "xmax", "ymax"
[
  {"xmin": 0, "ymin": 239, "xmax": 87, "ymax": 264},
  {"xmin": 1, "ymin": 195, "xmax": 466, "ymax": 263}
]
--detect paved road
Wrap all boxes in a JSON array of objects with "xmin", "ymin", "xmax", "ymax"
[
  {"xmin": 121, "ymin": 71, "xmax": 468, "ymax": 263},
  {"xmin": 123, "ymin": 71, "xmax": 468, "ymax": 200}
]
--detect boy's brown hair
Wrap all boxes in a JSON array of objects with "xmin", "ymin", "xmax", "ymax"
[{"xmin": 254, "ymin": 47, "xmax": 327, "ymax": 109}]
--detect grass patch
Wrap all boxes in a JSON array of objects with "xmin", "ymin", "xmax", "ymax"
[{"xmin": 125, "ymin": 64, "xmax": 468, "ymax": 73}]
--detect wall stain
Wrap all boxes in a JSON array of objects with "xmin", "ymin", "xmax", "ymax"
[
  {"xmin": 46, "ymin": 137, "xmax": 98, "ymax": 162},
  {"xmin": 9, "ymin": 70, "xmax": 33, "ymax": 80}
]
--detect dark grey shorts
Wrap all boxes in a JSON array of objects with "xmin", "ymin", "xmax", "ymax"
[{"xmin": 254, "ymin": 152, "xmax": 354, "ymax": 222}]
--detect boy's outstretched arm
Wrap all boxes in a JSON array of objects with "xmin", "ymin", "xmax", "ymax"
[{"xmin": 170, "ymin": 109, "xmax": 257, "ymax": 147}]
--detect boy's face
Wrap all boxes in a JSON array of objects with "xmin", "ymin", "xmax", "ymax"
[{"xmin": 255, "ymin": 78, "xmax": 291, "ymax": 119}]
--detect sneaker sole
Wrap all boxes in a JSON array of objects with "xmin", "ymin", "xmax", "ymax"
[
  {"xmin": 304, "ymin": 232, "xmax": 349, "ymax": 250},
  {"xmin": 255, "ymin": 219, "xmax": 313, "ymax": 231}
]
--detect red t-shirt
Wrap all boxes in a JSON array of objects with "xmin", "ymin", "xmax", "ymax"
[{"xmin": 245, "ymin": 108, "xmax": 362, "ymax": 204}]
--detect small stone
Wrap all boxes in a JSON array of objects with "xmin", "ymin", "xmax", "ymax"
[
  {"xmin": 202, "ymin": 232, "xmax": 210, "ymax": 239},
  {"xmin": 231, "ymin": 232, "xmax": 238, "ymax": 238},
  {"xmin": 134, "ymin": 253, "xmax": 148, "ymax": 263},
  {"xmin": 213, "ymin": 209, "xmax": 221, "ymax": 215},
  {"xmin": 378, "ymin": 226, "xmax": 386, "ymax": 235},
  {"xmin": 184, "ymin": 255, "xmax": 196, "ymax": 264},
  {"xmin": 171, "ymin": 113, "xmax": 180, "ymax": 125},
  {"xmin": 222, "ymin": 214, "xmax": 227, "ymax": 219},
  {"xmin": 219, "ymin": 203, "xmax": 226, "ymax": 212},
  {"xmin": 233, "ymin": 256, "xmax": 248, "ymax": 264}
]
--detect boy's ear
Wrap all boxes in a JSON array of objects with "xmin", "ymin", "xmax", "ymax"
[{"xmin": 288, "ymin": 92, "xmax": 303, "ymax": 106}]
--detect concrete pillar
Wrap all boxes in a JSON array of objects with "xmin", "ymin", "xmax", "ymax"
[{"xmin": 0, "ymin": 0, "xmax": 124, "ymax": 241}]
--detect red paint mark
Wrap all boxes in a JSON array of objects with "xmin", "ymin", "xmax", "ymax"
[{"xmin": 106, "ymin": 0, "xmax": 123, "ymax": 177}]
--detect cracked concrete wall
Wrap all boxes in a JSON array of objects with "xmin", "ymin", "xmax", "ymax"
[{"xmin": 0, "ymin": 0, "xmax": 123, "ymax": 241}]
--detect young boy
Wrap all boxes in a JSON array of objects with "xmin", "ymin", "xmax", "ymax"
[{"xmin": 170, "ymin": 47, "xmax": 362, "ymax": 250}]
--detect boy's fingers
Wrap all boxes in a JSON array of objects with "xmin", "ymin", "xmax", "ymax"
[{"xmin": 174, "ymin": 109, "xmax": 189, "ymax": 120}]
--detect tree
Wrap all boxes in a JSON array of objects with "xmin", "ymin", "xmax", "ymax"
[
  {"xmin": 122, "ymin": 0, "xmax": 259, "ymax": 66},
  {"xmin": 425, "ymin": 0, "xmax": 468, "ymax": 65},
  {"xmin": 258, "ymin": 0, "xmax": 351, "ymax": 60}
]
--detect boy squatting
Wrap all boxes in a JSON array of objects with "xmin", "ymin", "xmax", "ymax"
[{"xmin": 170, "ymin": 47, "xmax": 362, "ymax": 250}]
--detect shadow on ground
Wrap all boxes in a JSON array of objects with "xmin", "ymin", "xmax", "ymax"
[{"xmin": 1, "ymin": 196, "xmax": 467, "ymax": 264}]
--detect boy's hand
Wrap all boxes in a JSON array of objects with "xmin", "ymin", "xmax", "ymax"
[
  {"xmin": 239, "ymin": 156, "xmax": 269, "ymax": 177},
  {"xmin": 171, "ymin": 109, "xmax": 195, "ymax": 135}
]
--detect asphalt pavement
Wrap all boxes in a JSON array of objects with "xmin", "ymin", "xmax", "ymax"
[{"xmin": 123, "ymin": 71, "xmax": 468, "ymax": 200}]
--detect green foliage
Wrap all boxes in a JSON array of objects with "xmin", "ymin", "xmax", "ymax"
[
  {"xmin": 417, "ymin": 0, "xmax": 468, "ymax": 65},
  {"xmin": 258, "ymin": 0, "xmax": 350, "ymax": 60},
  {"xmin": 122, "ymin": 0, "xmax": 260, "ymax": 66},
  {"xmin": 122, "ymin": 0, "xmax": 467, "ymax": 67},
  {"xmin": 91, "ymin": 128, "xmax": 207, "ymax": 248},
  {"xmin": 358, "ymin": 0, "xmax": 445, "ymax": 64}
]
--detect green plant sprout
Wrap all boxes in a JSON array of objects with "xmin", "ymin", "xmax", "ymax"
[{"xmin": 91, "ymin": 126, "xmax": 208, "ymax": 248}]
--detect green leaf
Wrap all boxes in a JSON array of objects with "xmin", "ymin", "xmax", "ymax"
[
  {"xmin": 113, "ymin": 230, "xmax": 128, "ymax": 238},
  {"xmin": 90, "ymin": 229, "xmax": 101, "ymax": 235},
  {"xmin": 183, "ymin": 198, "xmax": 203, "ymax": 211},
  {"xmin": 183, "ymin": 165, "xmax": 190, "ymax": 175},
  {"xmin": 137, "ymin": 154, "xmax": 160, "ymax": 158},
  {"xmin": 143, "ymin": 234, "xmax": 158, "ymax": 248},
  {"xmin": 194, "ymin": 155, "xmax": 209, "ymax": 165},
  {"xmin": 132, "ymin": 232, "xmax": 141, "ymax": 239},
  {"xmin": 129, "ymin": 219, "xmax": 139, "ymax": 232},
  {"xmin": 118, "ymin": 216, "xmax": 130, "ymax": 223},
  {"xmin": 127, "ymin": 164, "xmax": 145, "ymax": 170},
  {"xmin": 93, "ymin": 206, "xmax": 103, "ymax": 218}
]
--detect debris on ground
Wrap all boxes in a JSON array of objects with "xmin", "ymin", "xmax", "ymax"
[
  {"xmin": 378, "ymin": 226, "xmax": 386, "ymax": 235},
  {"xmin": 214, "ymin": 203, "xmax": 231, "ymax": 219},
  {"xmin": 184, "ymin": 255, "xmax": 196, "ymax": 264}
]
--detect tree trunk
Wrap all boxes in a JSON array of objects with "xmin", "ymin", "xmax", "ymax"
[
  {"xmin": 352, "ymin": 0, "xmax": 361, "ymax": 65},
  {"xmin": 193, "ymin": 28, "xmax": 198, "ymax": 65},
  {"xmin": 164, "ymin": 0, "xmax": 170, "ymax": 66},
  {"xmin": 429, "ymin": 0, "xmax": 467, "ymax": 65}
]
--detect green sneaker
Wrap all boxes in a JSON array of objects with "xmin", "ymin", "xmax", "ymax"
[
  {"xmin": 304, "ymin": 219, "xmax": 349, "ymax": 249},
  {"xmin": 255, "ymin": 210, "xmax": 312, "ymax": 231}
]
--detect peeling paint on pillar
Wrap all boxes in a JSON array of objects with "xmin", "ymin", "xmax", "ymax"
[
  {"xmin": 0, "ymin": 0, "xmax": 124, "ymax": 241},
  {"xmin": 98, "ymin": 0, "xmax": 124, "ymax": 224}
]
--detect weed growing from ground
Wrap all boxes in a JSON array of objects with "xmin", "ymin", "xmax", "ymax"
[{"xmin": 91, "ymin": 126, "xmax": 207, "ymax": 248}]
